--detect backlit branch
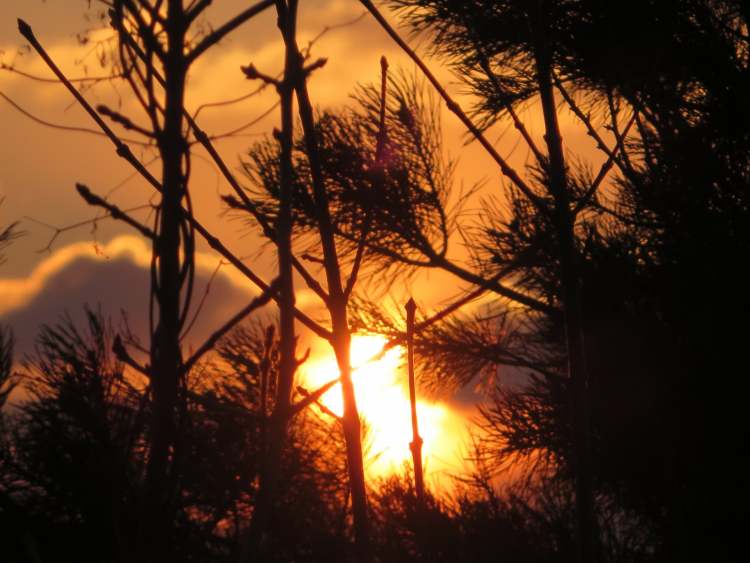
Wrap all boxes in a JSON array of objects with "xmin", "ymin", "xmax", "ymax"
[
  {"xmin": 573, "ymin": 112, "xmax": 637, "ymax": 215},
  {"xmin": 344, "ymin": 55, "xmax": 389, "ymax": 299},
  {"xmin": 0, "ymin": 90, "xmax": 151, "ymax": 146},
  {"xmin": 113, "ymin": 334, "xmax": 151, "ymax": 379},
  {"xmin": 182, "ymin": 279, "xmax": 280, "ymax": 374},
  {"xmin": 476, "ymin": 51, "xmax": 545, "ymax": 165},
  {"xmin": 553, "ymin": 74, "xmax": 640, "ymax": 186},
  {"xmin": 290, "ymin": 378, "xmax": 340, "ymax": 417},
  {"xmin": 358, "ymin": 0, "xmax": 546, "ymax": 212},
  {"xmin": 111, "ymin": 5, "xmax": 354, "ymax": 308},
  {"xmin": 18, "ymin": 19, "xmax": 163, "ymax": 193},
  {"xmin": 97, "ymin": 104, "xmax": 156, "ymax": 138},
  {"xmin": 0, "ymin": 62, "xmax": 127, "ymax": 84},
  {"xmin": 186, "ymin": 0, "xmax": 213, "ymax": 23},
  {"xmin": 186, "ymin": 0, "xmax": 275, "ymax": 64},
  {"xmin": 76, "ymin": 183, "xmax": 157, "ymax": 239},
  {"xmin": 17, "ymin": 18, "xmax": 332, "ymax": 342},
  {"xmin": 118, "ymin": 0, "xmax": 167, "ymax": 60}
]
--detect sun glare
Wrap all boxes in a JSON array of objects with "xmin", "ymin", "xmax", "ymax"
[{"xmin": 300, "ymin": 335, "xmax": 468, "ymax": 486}]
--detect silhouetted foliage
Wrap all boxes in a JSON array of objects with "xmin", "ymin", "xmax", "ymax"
[
  {"xmin": 5, "ymin": 1, "xmax": 750, "ymax": 561},
  {"xmin": 383, "ymin": 1, "xmax": 750, "ymax": 560},
  {"xmin": 241, "ymin": 72, "xmax": 457, "ymax": 284},
  {"xmin": 1, "ymin": 309, "xmax": 141, "ymax": 561},
  {"xmin": 0, "ymin": 312, "xmax": 355, "ymax": 563}
]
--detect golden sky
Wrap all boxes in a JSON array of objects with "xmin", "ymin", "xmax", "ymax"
[{"xmin": 0, "ymin": 0, "xmax": 611, "ymax": 483}]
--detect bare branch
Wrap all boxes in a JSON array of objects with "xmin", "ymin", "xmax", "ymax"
[
  {"xmin": 428, "ymin": 251, "xmax": 555, "ymax": 315},
  {"xmin": 187, "ymin": 215, "xmax": 333, "ymax": 341},
  {"xmin": 415, "ymin": 256, "xmax": 533, "ymax": 331},
  {"xmin": 0, "ymin": 62, "xmax": 126, "ymax": 84},
  {"xmin": 606, "ymin": 91, "xmax": 636, "ymax": 175},
  {"xmin": 113, "ymin": 334, "xmax": 151, "ymax": 379},
  {"xmin": 240, "ymin": 63, "xmax": 280, "ymax": 88},
  {"xmin": 111, "ymin": 5, "xmax": 334, "ymax": 308},
  {"xmin": 24, "ymin": 203, "xmax": 152, "ymax": 254},
  {"xmin": 97, "ymin": 104, "xmax": 155, "ymax": 138},
  {"xmin": 17, "ymin": 19, "xmax": 163, "ymax": 192},
  {"xmin": 203, "ymin": 101, "xmax": 278, "ymax": 141},
  {"xmin": 187, "ymin": 0, "xmax": 275, "ymax": 64},
  {"xmin": 476, "ymin": 51, "xmax": 545, "ymax": 165},
  {"xmin": 553, "ymin": 74, "xmax": 639, "ymax": 186},
  {"xmin": 115, "ymin": 1, "xmax": 167, "ymax": 61},
  {"xmin": 76, "ymin": 183, "xmax": 157, "ymax": 239},
  {"xmin": 17, "ymin": 18, "xmax": 332, "ymax": 342},
  {"xmin": 181, "ymin": 279, "xmax": 279, "ymax": 374},
  {"xmin": 293, "ymin": 382, "xmax": 342, "ymax": 420},
  {"xmin": 180, "ymin": 259, "xmax": 224, "ymax": 340},
  {"xmin": 187, "ymin": 0, "xmax": 213, "ymax": 23},
  {"xmin": 302, "ymin": 57, "xmax": 327, "ymax": 77},
  {"xmin": 192, "ymin": 81, "xmax": 270, "ymax": 119},
  {"xmin": 0, "ymin": 91, "xmax": 150, "ymax": 146}
]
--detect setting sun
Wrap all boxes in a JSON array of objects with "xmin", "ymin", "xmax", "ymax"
[{"xmin": 300, "ymin": 335, "xmax": 467, "ymax": 484}]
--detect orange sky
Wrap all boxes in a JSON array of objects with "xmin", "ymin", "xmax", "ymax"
[{"xmin": 0, "ymin": 0, "xmax": 614, "ymax": 484}]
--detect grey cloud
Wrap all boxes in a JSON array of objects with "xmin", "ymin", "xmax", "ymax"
[{"xmin": 0, "ymin": 245, "xmax": 269, "ymax": 361}]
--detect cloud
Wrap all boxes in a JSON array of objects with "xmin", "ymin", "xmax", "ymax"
[
  {"xmin": 0, "ymin": 1, "xmax": 410, "ymax": 279},
  {"xmin": 0, "ymin": 235, "xmax": 289, "ymax": 359}
]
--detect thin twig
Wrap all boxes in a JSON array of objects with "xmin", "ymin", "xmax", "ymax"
[
  {"xmin": 76, "ymin": 183, "xmax": 157, "ymax": 239},
  {"xmin": 181, "ymin": 279, "xmax": 279, "ymax": 374},
  {"xmin": 553, "ymin": 74, "xmax": 639, "ymax": 186},
  {"xmin": 476, "ymin": 51, "xmax": 546, "ymax": 165},
  {"xmin": 187, "ymin": 0, "xmax": 275, "ymax": 63},
  {"xmin": 573, "ymin": 112, "xmax": 637, "ymax": 215},
  {"xmin": 17, "ymin": 18, "xmax": 332, "ymax": 342},
  {"xmin": 290, "ymin": 378, "xmax": 340, "ymax": 416},
  {"xmin": 180, "ymin": 259, "xmax": 224, "ymax": 340},
  {"xmin": 18, "ymin": 19, "xmax": 163, "ymax": 192},
  {"xmin": 0, "ymin": 90, "xmax": 151, "ymax": 146},
  {"xmin": 358, "ymin": 0, "xmax": 546, "ymax": 212},
  {"xmin": 113, "ymin": 334, "xmax": 151, "ymax": 379}
]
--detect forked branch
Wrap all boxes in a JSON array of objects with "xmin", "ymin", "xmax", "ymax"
[{"xmin": 18, "ymin": 18, "xmax": 332, "ymax": 342}]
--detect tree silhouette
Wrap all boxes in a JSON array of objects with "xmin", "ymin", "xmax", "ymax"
[{"xmin": 3, "ymin": 2, "xmax": 749, "ymax": 561}]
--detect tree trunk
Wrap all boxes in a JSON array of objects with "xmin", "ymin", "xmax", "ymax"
[
  {"xmin": 533, "ymin": 12, "xmax": 596, "ymax": 562},
  {"xmin": 141, "ymin": 2, "xmax": 187, "ymax": 561},
  {"xmin": 331, "ymin": 311, "xmax": 371, "ymax": 559},
  {"xmin": 293, "ymin": 56, "xmax": 372, "ymax": 560},
  {"xmin": 242, "ymin": 2, "xmax": 298, "ymax": 559}
]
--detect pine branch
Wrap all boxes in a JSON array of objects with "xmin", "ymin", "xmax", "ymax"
[
  {"xmin": 573, "ymin": 112, "xmax": 637, "ymax": 215},
  {"xmin": 358, "ymin": 0, "xmax": 547, "ymax": 212},
  {"xmin": 476, "ymin": 51, "xmax": 546, "ymax": 165},
  {"xmin": 553, "ymin": 74, "xmax": 639, "ymax": 186}
]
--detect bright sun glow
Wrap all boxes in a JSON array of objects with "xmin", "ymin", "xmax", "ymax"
[{"xmin": 300, "ymin": 335, "xmax": 468, "ymax": 486}]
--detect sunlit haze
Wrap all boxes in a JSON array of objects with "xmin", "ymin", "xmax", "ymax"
[{"xmin": 300, "ymin": 335, "xmax": 468, "ymax": 486}]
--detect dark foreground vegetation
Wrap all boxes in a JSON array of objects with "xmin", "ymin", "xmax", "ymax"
[{"xmin": 1, "ymin": 1, "xmax": 748, "ymax": 562}]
